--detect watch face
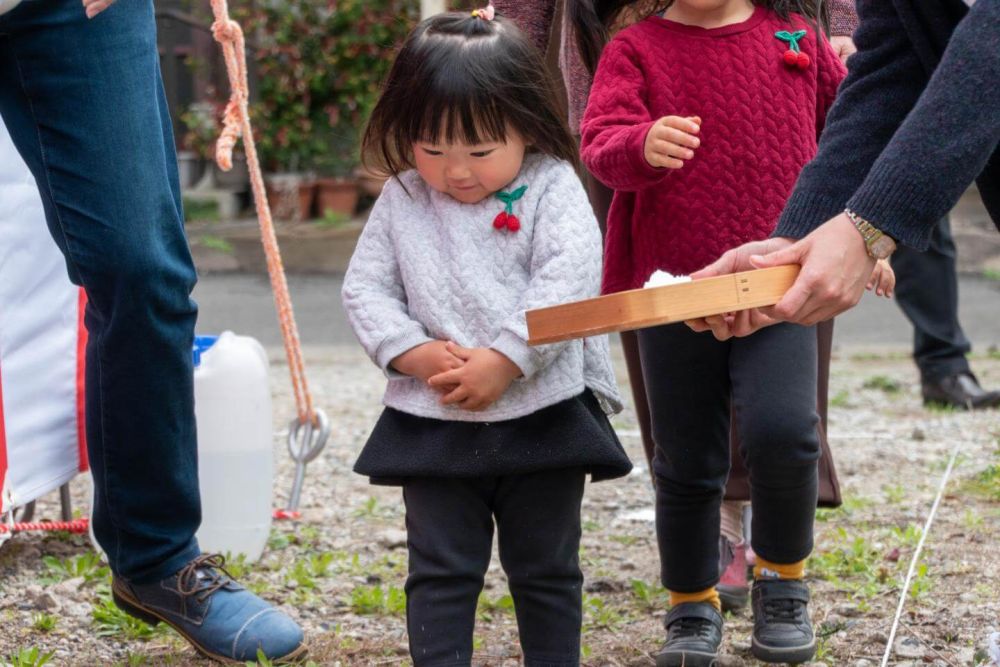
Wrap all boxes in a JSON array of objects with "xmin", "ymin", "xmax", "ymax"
[{"xmin": 870, "ymin": 235, "xmax": 897, "ymax": 260}]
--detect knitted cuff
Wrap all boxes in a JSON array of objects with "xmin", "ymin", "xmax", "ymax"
[
  {"xmin": 622, "ymin": 120, "xmax": 674, "ymax": 188},
  {"xmin": 846, "ymin": 162, "xmax": 949, "ymax": 251},
  {"xmin": 490, "ymin": 329, "xmax": 545, "ymax": 380},
  {"xmin": 828, "ymin": 0, "xmax": 859, "ymax": 36},
  {"xmin": 375, "ymin": 329, "xmax": 434, "ymax": 380}
]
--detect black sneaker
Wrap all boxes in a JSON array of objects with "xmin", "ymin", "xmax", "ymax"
[
  {"xmin": 750, "ymin": 579, "xmax": 816, "ymax": 664},
  {"xmin": 655, "ymin": 601, "xmax": 723, "ymax": 667}
]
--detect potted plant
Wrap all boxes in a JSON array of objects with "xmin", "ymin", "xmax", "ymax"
[
  {"xmin": 237, "ymin": 0, "xmax": 417, "ymax": 220},
  {"xmin": 313, "ymin": 130, "xmax": 361, "ymax": 218}
]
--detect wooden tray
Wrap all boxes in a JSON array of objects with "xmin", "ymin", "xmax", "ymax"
[{"xmin": 526, "ymin": 265, "xmax": 799, "ymax": 345}]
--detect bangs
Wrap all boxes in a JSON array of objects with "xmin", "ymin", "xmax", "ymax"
[{"xmin": 406, "ymin": 44, "xmax": 510, "ymax": 146}]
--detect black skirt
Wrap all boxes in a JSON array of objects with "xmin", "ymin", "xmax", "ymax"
[{"xmin": 354, "ymin": 391, "xmax": 633, "ymax": 485}]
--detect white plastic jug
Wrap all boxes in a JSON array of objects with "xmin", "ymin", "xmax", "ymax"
[{"xmin": 193, "ymin": 331, "xmax": 273, "ymax": 562}]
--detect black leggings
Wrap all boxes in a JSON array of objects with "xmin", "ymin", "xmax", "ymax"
[
  {"xmin": 638, "ymin": 323, "xmax": 820, "ymax": 592},
  {"xmin": 402, "ymin": 468, "xmax": 586, "ymax": 666}
]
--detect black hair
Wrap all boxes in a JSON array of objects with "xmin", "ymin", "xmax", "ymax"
[
  {"xmin": 362, "ymin": 11, "xmax": 579, "ymax": 177},
  {"xmin": 571, "ymin": 0, "xmax": 830, "ymax": 75}
]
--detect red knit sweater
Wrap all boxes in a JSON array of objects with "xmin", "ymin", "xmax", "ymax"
[{"xmin": 581, "ymin": 7, "xmax": 845, "ymax": 293}]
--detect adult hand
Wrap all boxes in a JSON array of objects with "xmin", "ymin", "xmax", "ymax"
[
  {"xmin": 684, "ymin": 237, "xmax": 792, "ymax": 339},
  {"xmin": 751, "ymin": 212, "xmax": 875, "ymax": 326},
  {"xmin": 427, "ymin": 343, "xmax": 522, "ymax": 411},
  {"xmin": 829, "ymin": 35, "xmax": 857, "ymax": 65},
  {"xmin": 82, "ymin": 0, "xmax": 116, "ymax": 19},
  {"xmin": 390, "ymin": 341, "xmax": 464, "ymax": 390},
  {"xmin": 644, "ymin": 116, "xmax": 701, "ymax": 170}
]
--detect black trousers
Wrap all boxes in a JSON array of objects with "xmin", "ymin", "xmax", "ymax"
[
  {"xmin": 638, "ymin": 323, "xmax": 820, "ymax": 592},
  {"xmin": 892, "ymin": 215, "xmax": 972, "ymax": 382},
  {"xmin": 402, "ymin": 468, "xmax": 586, "ymax": 667}
]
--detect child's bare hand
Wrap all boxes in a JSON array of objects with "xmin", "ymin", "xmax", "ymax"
[
  {"xmin": 390, "ymin": 341, "xmax": 464, "ymax": 388},
  {"xmin": 644, "ymin": 115, "xmax": 701, "ymax": 169},
  {"xmin": 866, "ymin": 259, "xmax": 895, "ymax": 298},
  {"xmin": 82, "ymin": 0, "xmax": 116, "ymax": 18},
  {"xmin": 427, "ymin": 343, "xmax": 522, "ymax": 411}
]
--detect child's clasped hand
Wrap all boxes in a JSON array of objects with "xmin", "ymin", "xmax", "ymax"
[
  {"xmin": 427, "ymin": 342, "xmax": 522, "ymax": 412},
  {"xmin": 644, "ymin": 115, "xmax": 702, "ymax": 169},
  {"xmin": 390, "ymin": 341, "xmax": 465, "ymax": 386}
]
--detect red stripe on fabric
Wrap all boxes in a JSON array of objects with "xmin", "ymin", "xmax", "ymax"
[
  {"xmin": 0, "ymin": 357, "xmax": 8, "ymax": 514},
  {"xmin": 76, "ymin": 289, "xmax": 89, "ymax": 473}
]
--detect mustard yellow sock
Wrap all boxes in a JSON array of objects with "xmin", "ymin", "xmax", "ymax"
[
  {"xmin": 669, "ymin": 587, "xmax": 721, "ymax": 612},
  {"xmin": 754, "ymin": 557, "xmax": 806, "ymax": 581}
]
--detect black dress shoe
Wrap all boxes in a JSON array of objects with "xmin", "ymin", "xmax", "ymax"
[
  {"xmin": 655, "ymin": 602, "xmax": 723, "ymax": 667},
  {"xmin": 922, "ymin": 372, "xmax": 1000, "ymax": 410}
]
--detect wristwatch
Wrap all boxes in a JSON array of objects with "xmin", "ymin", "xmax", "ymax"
[{"xmin": 844, "ymin": 209, "xmax": 897, "ymax": 260}]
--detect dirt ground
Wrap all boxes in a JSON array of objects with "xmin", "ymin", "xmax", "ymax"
[{"xmin": 2, "ymin": 344, "xmax": 999, "ymax": 666}]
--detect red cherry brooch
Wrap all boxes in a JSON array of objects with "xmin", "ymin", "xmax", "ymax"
[
  {"xmin": 775, "ymin": 30, "xmax": 810, "ymax": 70},
  {"xmin": 492, "ymin": 185, "xmax": 527, "ymax": 233}
]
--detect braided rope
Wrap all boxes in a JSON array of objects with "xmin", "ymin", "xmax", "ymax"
[
  {"xmin": 0, "ymin": 519, "xmax": 89, "ymax": 534},
  {"xmin": 208, "ymin": 0, "xmax": 315, "ymax": 425},
  {"xmin": 0, "ymin": 507, "xmax": 300, "ymax": 535}
]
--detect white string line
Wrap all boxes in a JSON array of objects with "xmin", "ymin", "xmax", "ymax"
[{"xmin": 881, "ymin": 443, "xmax": 961, "ymax": 667}]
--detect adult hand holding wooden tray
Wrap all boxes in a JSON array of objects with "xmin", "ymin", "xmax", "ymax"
[{"xmin": 526, "ymin": 265, "xmax": 800, "ymax": 345}]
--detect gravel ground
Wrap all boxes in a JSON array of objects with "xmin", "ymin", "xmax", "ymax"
[{"xmin": 2, "ymin": 343, "xmax": 999, "ymax": 666}]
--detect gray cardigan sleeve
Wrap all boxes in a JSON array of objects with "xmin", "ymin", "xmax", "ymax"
[
  {"xmin": 490, "ymin": 163, "xmax": 604, "ymax": 380},
  {"xmin": 341, "ymin": 184, "xmax": 433, "ymax": 378}
]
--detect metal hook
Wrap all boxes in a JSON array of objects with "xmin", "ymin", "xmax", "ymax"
[{"xmin": 284, "ymin": 408, "xmax": 330, "ymax": 512}]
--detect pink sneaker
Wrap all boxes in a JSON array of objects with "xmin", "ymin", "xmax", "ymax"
[{"xmin": 718, "ymin": 537, "xmax": 749, "ymax": 612}]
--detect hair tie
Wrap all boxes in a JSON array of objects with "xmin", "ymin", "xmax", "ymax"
[{"xmin": 471, "ymin": 4, "xmax": 495, "ymax": 20}]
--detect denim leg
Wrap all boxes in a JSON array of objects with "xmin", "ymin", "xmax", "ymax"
[
  {"xmin": 637, "ymin": 324, "xmax": 732, "ymax": 592},
  {"xmin": 0, "ymin": 0, "xmax": 200, "ymax": 581},
  {"xmin": 495, "ymin": 468, "xmax": 586, "ymax": 667},
  {"xmin": 730, "ymin": 323, "xmax": 820, "ymax": 565}
]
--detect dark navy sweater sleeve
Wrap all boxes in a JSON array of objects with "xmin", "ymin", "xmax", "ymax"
[{"xmin": 776, "ymin": 0, "xmax": 1000, "ymax": 250}]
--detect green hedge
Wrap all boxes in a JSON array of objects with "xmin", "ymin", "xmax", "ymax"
[{"xmin": 238, "ymin": 0, "xmax": 419, "ymax": 175}]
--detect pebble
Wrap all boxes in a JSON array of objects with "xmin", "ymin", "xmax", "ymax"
[
  {"xmin": 376, "ymin": 529, "xmax": 408, "ymax": 549},
  {"xmin": 894, "ymin": 636, "xmax": 926, "ymax": 659},
  {"xmin": 50, "ymin": 576, "xmax": 86, "ymax": 601},
  {"xmin": 31, "ymin": 591, "xmax": 60, "ymax": 611},
  {"xmin": 729, "ymin": 640, "xmax": 751, "ymax": 653},
  {"xmin": 955, "ymin": 647, "xmax": 976, "ymax": 663},
  {"xmin": 835, "ymin": 602, "xmax": 863, "ymax": 617}
]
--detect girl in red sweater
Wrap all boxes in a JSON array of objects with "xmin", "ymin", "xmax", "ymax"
[{"xmin": 576, "ymin": 0, "xmax": 893, "ymax": 664}]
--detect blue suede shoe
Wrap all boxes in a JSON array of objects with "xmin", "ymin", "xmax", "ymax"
[{"xmin": 112, "ymin": 554, "xmax": 306, "ymax": 664}]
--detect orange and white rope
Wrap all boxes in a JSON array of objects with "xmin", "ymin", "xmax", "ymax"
[
  {"xmin": 0, "ymin": 519, "xmax": 89, "ymax": 534},
  {"xmin": 208, "ymin": 0, "xmax": 315, "ymax": 426}
]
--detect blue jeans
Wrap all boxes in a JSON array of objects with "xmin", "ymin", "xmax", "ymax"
[{"xmin": 0, "ymin": 0, "xmax": 201, "ymax": 582}]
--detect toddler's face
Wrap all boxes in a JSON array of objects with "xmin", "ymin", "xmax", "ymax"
[{"xmin": 413, "ymin": 128, "xmax": 527, "ymax": 204}]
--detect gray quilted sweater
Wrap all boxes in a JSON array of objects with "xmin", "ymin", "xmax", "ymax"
[{"xmin": 342, "ymin": 153, "xmax": 623, "ymax": 422}]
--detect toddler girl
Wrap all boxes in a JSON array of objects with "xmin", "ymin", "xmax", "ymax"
[
  {"xmin": 577, "ymin": 0, "xmax": 892, "ymax": 663},
  {"xmin": 342, "ymin": 8, "xmax": 632, "ymax": 666}
]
